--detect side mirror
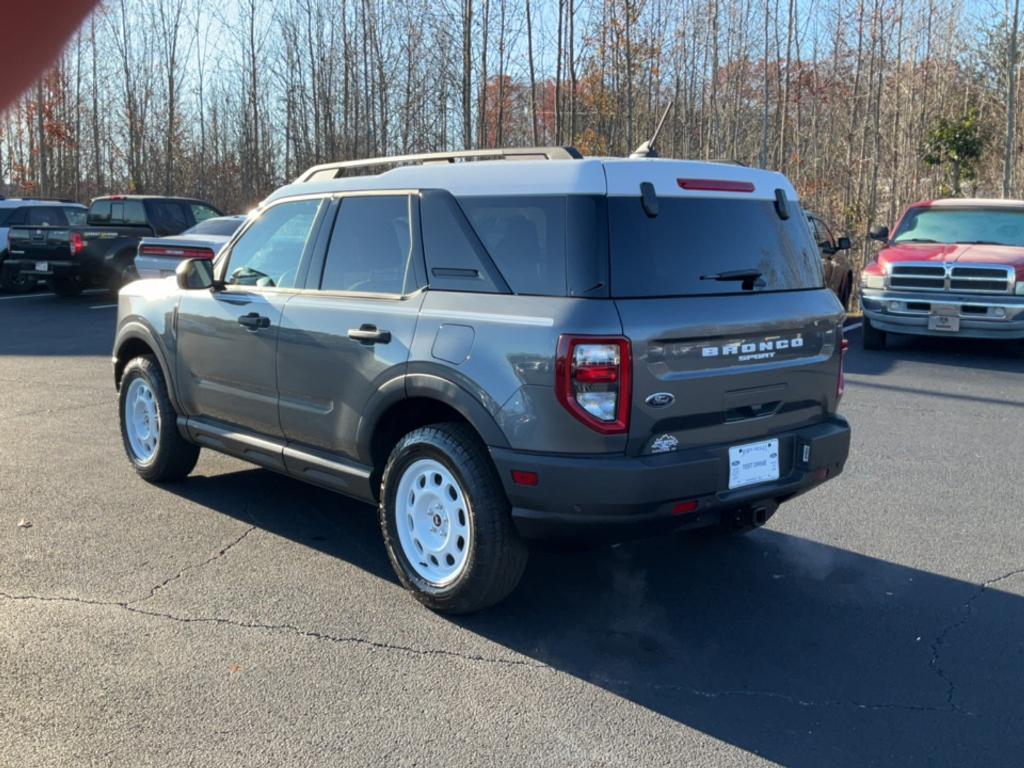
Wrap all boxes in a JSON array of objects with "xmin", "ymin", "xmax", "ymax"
[
  {"xmin": 868, "ymin": 225, "xmax": 889, "ymax": 243},
  {"xmin": 837, "ymin": 236, "xmax": 851, "ymax": 251},
  {"xmin": 176, "ymin": 258, "xmax": 216, "ymax": 290}
]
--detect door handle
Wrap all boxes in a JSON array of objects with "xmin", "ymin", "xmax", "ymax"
[
  {"xmin": 238, "ymin": 312, "xmax": 270, "ymax": 330},
  {"xmin": 348, "ymin": 324, "xmax": 391, "ymax": 345}
]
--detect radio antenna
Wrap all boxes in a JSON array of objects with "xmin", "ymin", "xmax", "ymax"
[{"xmin": 629, "ymin": 101, "xmax": 674, "ymax": 158}]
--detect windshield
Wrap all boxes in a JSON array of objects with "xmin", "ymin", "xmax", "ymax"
[
  {"xmin": 892, "ymin": 207, "xmax": 1024, "ymax": 246},
  {"xmin": 609, "ymin": 197, "xmax": 823, "ymax": 297},
  {"xmin": 185, "ymin": 217, "xmax": 243, "ymax": 237}
]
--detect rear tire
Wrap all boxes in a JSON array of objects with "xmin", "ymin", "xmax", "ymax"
[
  {"xmin": 0, "ymin": 264, "xmax": 34, "ymax": 293},
  {"xmin": 50, "ymin": 277, "xmax": 83, "ymax": 297},
  {"xmin": 108, "ymin": 261, "xmax": 138, "ymax": 294},
  {"xmin": 862, "ymin": 315, "xmax": 886, "ymax": 350},
  {"xmin": 118, "ymin": 355, "xmax": 200, "ymax": 482},
  {"xmin": 379, "ymin": 423, "xmax": 528, "ymax": 613}
]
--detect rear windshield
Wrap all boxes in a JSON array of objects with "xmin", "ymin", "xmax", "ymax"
[
  {"xmin": 892, "ymin": 207, "xmax": 1024, "ymax": 246},
  {"xmin": 608, "ymin": 197, "xmax": 823, "ymax": 297},
  {"xmin": 64, "ymin": 207, "xmax": 86, "ymax": 226},
  {"xmin": 185, "ymin": 217, "xmax": 243, "ymax": 237}
]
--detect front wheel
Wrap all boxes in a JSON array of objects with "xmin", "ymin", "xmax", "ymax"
[
  {"xmin": 379, "ymin": 423, "xmax": 528, "ymax": 613},
  {"xmin": 862, "ymin": 315, "xmax": 886, "ymax": 350},
  {"xmin": 118, "ymin": 355, "xmax": 200, "ymax": 482}
]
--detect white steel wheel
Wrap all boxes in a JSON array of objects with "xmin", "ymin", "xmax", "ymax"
[
  {"xmin": 394, "ymin": 458, "xmax": 472, "ymax": 587},
  {"xmin": 124, "ymin": 377, "xmax": 160, "ymax": 465}
]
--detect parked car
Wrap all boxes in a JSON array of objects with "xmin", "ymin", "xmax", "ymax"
[
  {"xmin": 6, "ymin": 194, "xmax": 222, "ymax": 296},
  {"xmin": 135, "ymin": 215, "xmax": 246, "ymax": 279},
  {"xmin": 806, "ymin": 211, "xmax": 854, "ymax": 309},
  {"xmin": 861, "ymin": 198, "xmax": 1024, "ymax": 350},
  {"xmin": 112, "ymin": 146, "xmax": 851, "ymax": 612},
  {"xmin": 0, "ymin": 198, "xmax": 86, "ymax": 292}
]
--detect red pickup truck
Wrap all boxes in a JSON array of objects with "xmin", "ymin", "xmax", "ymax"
[{"xmin": 860, "ymin": 199, "xmax": 1024, "ymax": 349}]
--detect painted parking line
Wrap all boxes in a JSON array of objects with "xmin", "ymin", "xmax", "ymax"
[
  {"xmin": 844, "ymin": 321, "xmax": 863, "ymax": 332},
  {"xmin": 0, "ymin": 292, "xmax": 56, "ymax": 301},
  {"xmin": 89, "ymin": 304, "xmax": 118, "ymax": 310}
]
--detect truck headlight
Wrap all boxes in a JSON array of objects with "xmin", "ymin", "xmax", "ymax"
[{"xmin": 862, "ymin": 274, "xmax": 885, "ymax": 290}]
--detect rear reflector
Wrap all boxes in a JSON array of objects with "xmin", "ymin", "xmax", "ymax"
[
  {"xmin": 511, "ymin": 470, "xmax": 539, "ymax": 487},
  {"xmin": 672, "ymin": 500, "xmax": 699, "ymax": 516},
  {"xmin": 677, "ymin": 179, "xmax": 755, "ymax": 193}
]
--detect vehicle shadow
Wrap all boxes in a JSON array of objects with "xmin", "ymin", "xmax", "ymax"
[
  {"xmin": 0, "ymin": 291, "xmax": 116, "ymax": 357},
  {"xmin": 167, "ymin": 467, "xmax": 1024, "ymax": 767}
]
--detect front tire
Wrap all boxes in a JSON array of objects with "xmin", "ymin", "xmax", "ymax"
[
  {"xmin": 379, "ymin": 423, "xmax": 528, "ymax": 613},
  {"xmin": 862, "ymin": 315, "xmax": 887, "ymax": 350},
  {"xmin": 118, "ymin": 355, "xmax": 200, "ymax": 482}
]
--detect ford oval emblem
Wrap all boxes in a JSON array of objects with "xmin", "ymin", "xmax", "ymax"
[{"xmin": 645, "ymin": 392, "xmax": 675, "ymax": 408}]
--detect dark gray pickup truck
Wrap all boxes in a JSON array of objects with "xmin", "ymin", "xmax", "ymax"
[
  {"xmin": 8, "ymin": 195, "xmax": 221, "ymax": 296},
  {"xmin": 112, "ymin": 147, "xmax": 851, "ymax": 612}
]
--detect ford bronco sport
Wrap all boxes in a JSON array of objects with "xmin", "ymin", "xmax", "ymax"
[{"xmin": 112, "ymin": 146, "xmax": 851, "ymax": 612}]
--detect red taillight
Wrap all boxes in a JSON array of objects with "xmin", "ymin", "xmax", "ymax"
[
  {"xmin": 837, "ymin": 337, "xmax": 849, "ymax": 401},
  {"xmin": 677, "ymin": 178, "xmax": 755, "ymax": 193},
  {"xmin": 555, "ymin": 336, "xmax": 631, "ymax": 435},
  {"xmin": 139, "ymin": 245, "xmax": 214, "ymax": 260},
  {"xmin": 69, "ymin": 232, "xmax": 85, "ymax": 256}
]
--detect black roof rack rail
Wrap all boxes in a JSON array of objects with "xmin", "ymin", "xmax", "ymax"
[{"xmin": 297, "ymin": 146, "xmax": 583, "ymax": 183}]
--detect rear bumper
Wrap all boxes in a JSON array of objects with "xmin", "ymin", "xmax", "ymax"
[
  {"xmin": 6, "ymin": 258, "xmax": 88, "ymax": 281},
  {"xmin": 862, "ymin": 289, "xmax": 1024, "ymax": 339},
  {"xmin": 490, "ymin": 416, "xmax": 851, "ymax": 541}
]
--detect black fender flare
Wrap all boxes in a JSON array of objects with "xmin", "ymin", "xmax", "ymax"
[
  {"xmin": 354, "ymin": 372, "xmax": 510, "ymax": 465},
  {"xmin": 113, "ymin": 320, "xmax": 183, "ymax": 416}
]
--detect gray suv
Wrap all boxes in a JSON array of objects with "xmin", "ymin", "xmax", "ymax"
[{"xmin": 113, "ymin": 147, "xmax": 851, "ymax": 612}]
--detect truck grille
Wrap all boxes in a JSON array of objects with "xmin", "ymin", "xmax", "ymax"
[{"xmin": 889, "ymin": 263, "xmax": 1014, "ymax": 294}]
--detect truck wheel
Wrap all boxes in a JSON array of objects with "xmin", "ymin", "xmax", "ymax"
[
  {"xmin": 108, "ymin": 262, "xmax": 138, "ymax": 294},
  {"xmin": 50, "ymin": 277, "xmax": 83, "ymax": 297},
  {"xmin": 379, "ymin": 423, "xmax": 528, "ymax": 613},
  {"xmin": 0, "ymin": 265, "xmax": 34, "ymax": 293},
  {"xmin": 118, "ymin": 355, "xmax": 200, "ymax": 482},
  {"xmin": 862, "ymin": 316, "xmax": 886, "ymax": 350}
]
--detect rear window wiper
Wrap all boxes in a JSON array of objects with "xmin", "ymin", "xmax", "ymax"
[
  {"xmin": 956, "ymin": 240, "xmax": 1003, "ymax": 245},
  {"xmin": 700, "ymin": 269, "xmax": 764, "ymax": 290}
]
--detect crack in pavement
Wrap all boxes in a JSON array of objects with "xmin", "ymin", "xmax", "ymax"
[
  {"xmin": 928, "ymin": 565, "xmax": 1024, "ymax": 714},
  {"xmin": 127, "ymin": 524, "xmax": 258, "ymax": 605},
  {"xmin": 0, "ymin": 585, "xmax": 973, "ymax": 714}
]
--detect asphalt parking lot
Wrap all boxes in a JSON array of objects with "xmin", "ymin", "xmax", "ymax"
[{"xmin": 1, "ymin": 291, "xmax": 1023, "ymax": 767}]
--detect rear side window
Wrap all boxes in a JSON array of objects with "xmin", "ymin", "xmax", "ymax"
[
  {"xmin": 321, "ymin": 196, "xmax": 412, "ymax": 294},
  {"xmin": 608, "ymin": 197, "xmax": 822, "ymax": 297},
  {"xmin": 457, "ymin": 196, "xmax": 567, "ymax": 296},
  {"xmin": 146, "ymin": 200, "xmax": 191, "ymax": 234},
  {"xmin": 26, "ymin": 207, "xmax": 68, "ymax": 226}
]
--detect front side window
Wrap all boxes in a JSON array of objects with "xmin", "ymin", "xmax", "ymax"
[
  {"xmin": 320, "ymin": 196, "xmax": 412, "ymax": 294},
  {"xmin": 225, "ymin": 199, "xmax": 322, "ymax": 289},
  {"xmin": 190, "ymin": 203, "xmax": 221, "ymax": 223},
  {"xmin": 892, "ymin": 207, "xmax": 1024, "ymax": 246}
]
